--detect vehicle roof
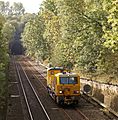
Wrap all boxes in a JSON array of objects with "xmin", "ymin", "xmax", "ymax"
[
  {"xmin": 47, "ymin": 67, "xmax": 64, "ymax": 71},
  {"xmin": 55, "ymin": 72, "xmax": 78, "ymax": 77}
]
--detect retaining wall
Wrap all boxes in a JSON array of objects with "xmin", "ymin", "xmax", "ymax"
[{"xmin": 80, "ymin": 78, "xmax": 118, "ymax": 113}]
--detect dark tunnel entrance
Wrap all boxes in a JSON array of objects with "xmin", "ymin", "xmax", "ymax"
[{"xmin": 9, "ymin": 41, "xmax": 24, "ymax": 55}]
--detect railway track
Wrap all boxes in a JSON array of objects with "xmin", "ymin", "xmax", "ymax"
[
  {"xmin": 61, "ymin": 107, "xmax": 90, "ymax": 120},
  {"xmin": 14, "ymin": 58, "xmax": 51, "ymax": 120},
  {"xmin": 7, "ymin": 56, "xmax": 117, "ymax": 120},
  {"xmin": 25, "ymin": 57, "xmax": 117, "ymax": 120},
  {"xmin": 22, "ymin": 59, "xmax": 90, "ymax": 120},
  {"xmin": 18, "ymin": 59, "xmax": 89, "ymax": 120},
  {"xmin": 13, "ymin": 57, "xmax": 87, "ymax": 120}
]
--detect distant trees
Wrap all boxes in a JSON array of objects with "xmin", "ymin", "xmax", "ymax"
[
  {"xmin": 22, "ymin": 0, "xmax": 118, "ymax": 76},
  {"xmin": 0, "ymin": 1, "xmax": 36, "ymax": 55},
  {"xmin": 0, "ymin": 1, "xmax": 25, "ymax": 15},
  {"xmin": 22, "ymin": 14, "xmax": 48, "ymax": 60}
]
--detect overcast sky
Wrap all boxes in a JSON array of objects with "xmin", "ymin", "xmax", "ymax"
[{"xmin": 3, "ymin": 0, "xmax": 44, "ymax": 13}]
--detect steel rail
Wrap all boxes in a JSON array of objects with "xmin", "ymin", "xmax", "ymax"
[
  {"xmin": 27, "ymin": 61, "xmax": 90, "ymax": 120},
  {"xmin": 61, "ymin": 109, "xmax": 73, "ymax": 120},
  {"xmin": 28, "ymin": 60, "xmax": 118, "ymax": 118},
  {"xmin": 14, "ymin": 61, "xmax": 34, "ymax": 120},
  {"xmin": 19, "ymin": 62, "xmax": 51, "ymax": 120},
  {"xmin": 75, "ymin": 109, "xmax": 90, "ymax": 120}
]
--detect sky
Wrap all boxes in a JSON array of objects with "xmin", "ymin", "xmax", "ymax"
[{"xmin": 3, "ymin": 0, "xmax": 44, "ymax": 13}]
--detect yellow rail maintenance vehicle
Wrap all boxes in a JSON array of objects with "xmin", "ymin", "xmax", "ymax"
[{"xmin": 47, "ymin": 67, "xmax": 80, "ymax": 105}]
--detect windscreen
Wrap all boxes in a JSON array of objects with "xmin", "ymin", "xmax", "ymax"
[{"xmin": 60, "ymin": 77, "xmax": 78, "ymax": 84}]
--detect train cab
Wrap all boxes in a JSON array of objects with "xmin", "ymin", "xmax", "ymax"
[{"xmin": 47, "ymin": 67, "xmax": 80, "ymax": 105}]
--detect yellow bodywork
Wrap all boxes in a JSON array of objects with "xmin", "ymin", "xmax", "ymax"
[
  {"xmin": 47, "ymin": 67, "xmax": 80, "ymax": 104},
  {"xmin": 55, "ymin": 74, "xmax": 80, "ymax": 96}
]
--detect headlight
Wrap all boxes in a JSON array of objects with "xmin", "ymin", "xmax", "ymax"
[
  {"xmin": 74, "ymin": 90, "xmax": 79, "ymax": 94},
  {"xmin": 59, "ymin": 90, "xmax": 63, "ymax": 94}
]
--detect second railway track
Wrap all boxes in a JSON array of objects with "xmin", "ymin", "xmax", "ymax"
[
  {"xmin": 11, "ymin": 56, "xmax": 117, "ymax": 120},
  {"xmin": 22, "ymin": 57, "xmax": 110, "ymax": 120},
  {"xmin": 26, "ymin": 56, "xmax": 116, "ymax": 120},
  {"xmin": 22, "ymin": 58, "xmax": 91, "ymax": 120},
  {"xmin": 14, "ymin": 58, "xmax": 51, "ymax": 120}
]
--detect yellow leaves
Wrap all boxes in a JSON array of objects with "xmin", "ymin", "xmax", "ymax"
[
  {"xmin": 42, "ymin": 10, "xmax": 54, "ymax": 21},
  {"xmin": 22, "ymin": 0, "xmax": 118, "ymax": 74}
]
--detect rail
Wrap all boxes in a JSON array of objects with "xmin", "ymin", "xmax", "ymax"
[
  {"xmin": 19, "ymin": 62, "xmax": 51, "ymax": 120},
  {"xmin": 28, "ymin": 59, "xmax": 118, "ymax": 118},
  {"xmin": 14, "ymin": 60, "xmax": 34, "ymax": 120},
  {"xmin": 27, "ymin": 60, "xmax": 90, "ymax": 120},
  {"xmin": 13, "ymin": 56, "xmax": 51, "ymax": 120}
]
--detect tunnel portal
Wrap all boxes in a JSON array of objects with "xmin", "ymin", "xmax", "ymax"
[{"xmin": 9, "ymin": 41, "xmax": 24, "ymax": 55}]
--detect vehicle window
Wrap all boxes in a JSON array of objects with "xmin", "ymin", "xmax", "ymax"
[
  {"xmin": 60, "ymin": 77, "xmax": 78, "ymax": 84},
  {"xmin": 60, "ymin": 77, "xmax": 68, "ymax": 84},
  {"xmin": 69, "ymin": 77, "xmax": 78, "ymax": 84}
]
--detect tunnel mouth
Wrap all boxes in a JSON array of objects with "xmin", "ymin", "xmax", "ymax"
[{"xmin": 9, "ymin": 41, "xmax": 24, "ymax": 55}]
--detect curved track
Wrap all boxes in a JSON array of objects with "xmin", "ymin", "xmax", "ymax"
[
  {"xmin": 26, "ymin": 57, "xmax": 116, "ymax": 120},
  {"xmin": 24, "ymin": 59, "xmax": 91, "ymax": 120},
  {"xmin": 11, "ymin": 56, "xmax": 115, "ymax": 120}
]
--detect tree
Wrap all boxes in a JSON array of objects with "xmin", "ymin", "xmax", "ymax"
[
  {"xmin": 2, "ymin": 22, "xmax": 15, "ymax": 43},
  {"xmin": 0, "ymin": 1, "xmax": 5, "ymax": 14},
  {"xmin": 20, "ymin": 13, "xmax": 36, "ymax": 23},
  {"xmin": 0, "ymin": 1, "xmax": 25, "ymax": 16},
  {"xmin": 12, "ymin": 2, "xmax": 25, "ymax": 15},
  {"xmin": 22, "ymin": 13, "xmax": 49, "ymax": 61},
  {"xmin": 22, "ymin": 0, "xmax": 118, "ymax": 76},
  {"xmin": 103, "ymin": 0, "xmax": 118, "ymax": 52}
]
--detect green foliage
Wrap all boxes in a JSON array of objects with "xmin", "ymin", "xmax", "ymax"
[
  {"xmin": 0, "ymin": 15, "xmax": 8, "ymax": 112},
  {"xmin": 2, "ymin": 22, "xmax": 15, "ymax": 43},
  {"xmin": 0, "ymin": 72, "xmax": 5, "ymax": 80},
  {"xmin": 12, "ymin": 2, "xmax": 25, "ymax": 15},
  {"xmin": 22, "ymin": 0, "xmax": 118, "ymax": 76},
  {"xmin": 20, "ymin": 13, "xmax": 36, "ymax": 23},
  {"xmin": 22, "ymin": 14, "xmax": 49, "ymax": 60},
  {"xmin": 103, "ymin": 0, "xmax": 118, "ymax": 51},
  {"xmin": 0, "ymin": 1, "xmax": 24, "ymax": 113},
  {"xmin": 0, "ymin": 14, "xmax": 10, "ymax": 77},
  {"xmin": 0, "ymin": 1, "xmax": 29, "ymax": 117},
  {"xmin": 0, "ymin": 1, "xmax": 25, "ymax": 16}
]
